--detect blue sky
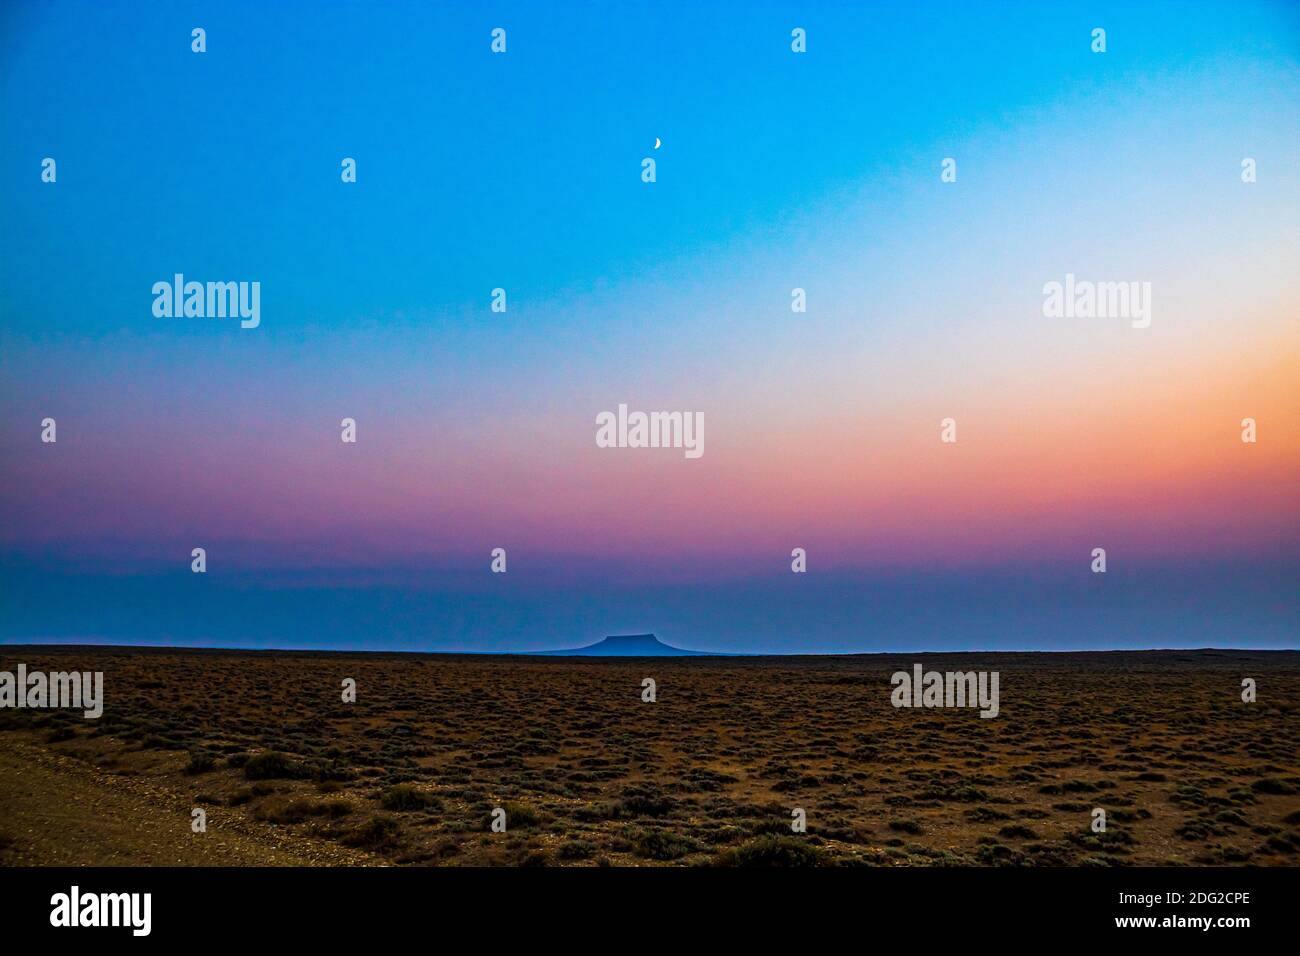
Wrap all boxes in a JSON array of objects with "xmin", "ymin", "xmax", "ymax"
[{"xmin": 1, "ymin": 1, "xmax": 1297, "ymax": 652}]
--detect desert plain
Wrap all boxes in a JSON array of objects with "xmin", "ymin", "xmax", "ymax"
[{"xmin": 1, "ymin": 646, "xmax": 1297, "ymax": 867}]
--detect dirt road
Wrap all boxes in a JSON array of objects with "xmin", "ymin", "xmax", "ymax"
[{"xmin": 0, "ymin": 737, "xmax": 383, "ymax": 866}]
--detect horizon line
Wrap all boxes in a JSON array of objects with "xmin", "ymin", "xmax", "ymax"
[{"xmin": 1, "ymin": 641, "xmax": 1296, "ymax": 658}]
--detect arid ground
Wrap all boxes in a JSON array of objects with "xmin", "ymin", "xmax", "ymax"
[{"xmin": 1, "ymin": 647, "xmax": 1297, "ymax": 867}]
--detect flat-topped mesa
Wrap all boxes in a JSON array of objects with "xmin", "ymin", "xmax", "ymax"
[
  {"xmin": 531, "ymin": 633, "xmax": 714, "ymax": 657},
  {"xmin": 595, "ymin": 634, "xmax": 669, "ymax": 653}
]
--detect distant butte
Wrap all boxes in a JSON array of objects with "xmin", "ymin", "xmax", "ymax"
[{"xmin": 527, "ymin": 633, "xmax": 716, "ymax": 657}]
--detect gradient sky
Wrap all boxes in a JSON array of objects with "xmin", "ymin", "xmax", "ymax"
[{"xmin": 2, "ymin": 0, "xmax": 1297, "ymax": 652}]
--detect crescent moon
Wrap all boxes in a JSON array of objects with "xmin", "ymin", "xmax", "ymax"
[{"xmin": 654, "ymin": 137, "xmax": 661, "ymax": 149}]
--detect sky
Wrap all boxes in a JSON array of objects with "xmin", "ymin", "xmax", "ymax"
[{"xmin": 1, "ymin": 0, "xmax": 1297, "ymax": 653}]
